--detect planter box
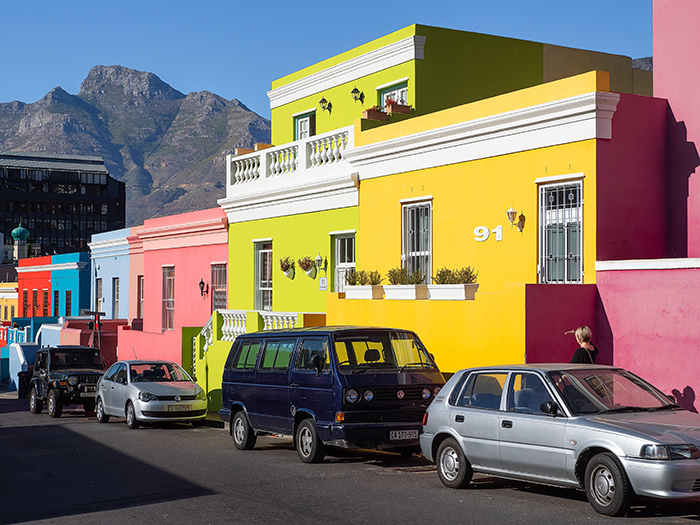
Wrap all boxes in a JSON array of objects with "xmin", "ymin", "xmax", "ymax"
[
  {"xmin": 427, "ymin": 283, "xmax": 479, "ymax": 300},
  {"xmin": 387, "ymin": 102, "xmax": 411, "ymax": 115},
  {"xmin": 384, "ymin": 284, "xmax": 428, "ymax": 300},
  {"xmin": 344, "ymin": 285, "xmax": 384, "ymax": 300},
  {"xmin": 362, "ymin": 109, "xmax": 387, "ymax": 121}
]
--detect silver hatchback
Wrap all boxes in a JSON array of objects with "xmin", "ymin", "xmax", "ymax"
[{"xmin": 420, "ymin": 364, "xmax": 700, "ymax": 516}]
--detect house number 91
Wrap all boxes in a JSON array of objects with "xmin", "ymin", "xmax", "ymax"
[{"xmin": 474, "ymin": 225, "xmax": 503, "ymax": 242}]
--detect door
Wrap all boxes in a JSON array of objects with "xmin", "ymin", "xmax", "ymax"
[
  {"xmin": 222, "ymin": 339, "xmax": 261, "ymax": 418},
  {"xmin": 498, "ymin": 372, "xmax": 570, "ymax": 481},
  {"xmin": 450, "ymin": 372, "xmax": 507, "ymax": 470},
  {"xmin": 253, "ymin": 338, "xmax": 296, "ymax": 433},
  {"xmin": 289, "ymin": 338, "xmax": 333, "ymax": 428},
  {"xmin": 102, "ymin": 363, "xmax": 127, "ymax": 415}
]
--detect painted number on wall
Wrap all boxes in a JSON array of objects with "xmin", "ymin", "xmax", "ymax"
[{"xmin": 474, "ymin": 225, "xmax": 503, "ymax": 242}]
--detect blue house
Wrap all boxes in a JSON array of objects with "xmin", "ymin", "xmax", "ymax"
[
  {"xmin": 51, "ymin": 252, "xmax": 91, "ymax": 316},
  {"xmin": 89, "ymin": 228, "xmax": 131, "ymax": 319}
]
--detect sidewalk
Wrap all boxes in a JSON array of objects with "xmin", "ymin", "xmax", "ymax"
[{"xmin": 0, "ymin": 384, "xmax": 18, "ymax": 400}]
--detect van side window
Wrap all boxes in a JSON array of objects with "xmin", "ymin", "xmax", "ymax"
[
  {"xmin": 234, "ymin": 341, "xmax": 261, "ymax": 370},
  {"xmin": 296, "ymin": 339, "xmax": 330, "ymax": 371},
  {"xmin": 260, "ymin": 340, "xmax": 296, "ymax": 371},
  {"xmin": 457, "ymin": 373, "xmax": 507, "ymax": 410},
  {"xmin": 224, "ymin": 342, "xmax": 238, "ymax": 370}
]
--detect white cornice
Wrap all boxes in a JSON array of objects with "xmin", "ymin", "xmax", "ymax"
[
  {"xmin": 88, "ymin": 237, "xmax": 130, "ymax": 258},
  {"xmin": 137, "ymin": 217, "xmax": 228, "ymax": 242},
  {"xmin": 596, "ymin": 258, "xmax": 700, "ymax": 271},
  {"xmin": 267, "ymin": 36, "xmax": 426, "ymax": 110},
  {"xmin": 534, "ymin": 172, "xmax": 585, "ymax": 185},
  {"xmin": 17, "ymin": 262, "xmax": 88, "ymax": 273},
  {"xmin": 344, "ymin": 91, "xmax": 620, "ymax": 179}
]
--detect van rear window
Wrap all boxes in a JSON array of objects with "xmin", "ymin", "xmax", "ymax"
[{"xmin": 233, "ymin": 342, "xmax": 261, "ymax": 370}]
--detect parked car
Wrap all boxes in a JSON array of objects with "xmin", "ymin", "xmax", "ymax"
[
  {"xmin": 420, "ymin": 364, "xmax": 700, "ymax": 516},
  {"xmin": 221, "ymin": 327, "xmax": 445, "ymax": 463},
  {"xmin": 96, "ymin": 360, "xmax": 207, "ymax": 428},
  {"xmin": 29, "ymin": 346, "xmax": 105, "ymax": 418}
]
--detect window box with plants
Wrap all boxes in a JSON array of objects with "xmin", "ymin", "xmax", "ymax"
[
  {"xmin": 427, "ymin": 267, "xmax": 479, "ymax": 300},
  {"xmin": 385, "ymin": 98, "xmax": 411, "ymax": 115},
  {"xmin": 362, "ymin": 105, "xmax": 387, "ymax": 121},
  {"xmin": 343, "ymin": 270, "xmax": 384, "ymax": 299},
  {"xmin": 383, "ymin": 267, "xmax": 427, "ymax": 300},
  {"xmin": 280, "ymin": 257, "xmax": 295, "ymax": 279},
  {"xmin": 297, "ymin": 256, "xmax": 317, "ymax": 279}
]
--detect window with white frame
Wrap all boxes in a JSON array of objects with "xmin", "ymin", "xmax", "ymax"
[
  {"xmin": 294, "ymin": 112, "xmax": 316, "ymax": 140},
  {"xmin": 539, "ymin": 181, "xmax": 583, "ymax": 283},
  {"xmin": 162, "ymin": 267, "xmax": 175, "ymax": 331},
  {"xmin": 137, "ymin": 275, "xmax": 144, "ymax": 318},
  {"xmin": 95, "ymin": 278, "xmax": 103, "ymax": 313},
  {"xmin": 112, "ymin": 277, "xmax": 120, "ymax": 319},
  {"xmin": 402, "ymin": 201, "xmax": 432, "ymax": 282},
  {"xmin": 333, "ymin": 234, "xmax": 355, "ymax": 292},
  {"xmin": 211, "ymin": 263, "xmax": 227, "ymax": 311},
  {"xmin": 380, "ymin": 82, "xmax": 408, "ymax": 109},
  {"xmin": 255, "ymin": 242, "xmax": 273, "ymax": 311}
]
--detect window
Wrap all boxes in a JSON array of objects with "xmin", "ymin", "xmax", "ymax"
[
  {"xmin": 333, "ymin": 234, "xmax": 355, "ymax": 293},
  {"xmin": 402, "ymin": 201, "xmax": 431, "ymax": 282},
  {"xmin": 296, "ymin": 339, "xmax": 330, "ymax": 372},
  {"xmin": 3, "ymin": 305, "xmax": 6, "ymax": 320},
  {"xmin": 380, "ymin": 82, "xmax": 408, "ymax": 109},
  {"xmin": 456, "ymin": 373, "xmax": 507, "ymax": 410},
  {"xmin": 22, "ymin": 290, "xmax": 28, "ymax": 317},
  {"xmin": 112, "ymin": 277, "xmax": 120, "ymax": 319},
  {"xmin": 53, "ymin": 290, "xmax": 59, "ymax": 317},
  {"xmin": 32, "ymin": 290, "xmax": 38, "ymax": 316},
  {"xmin": 260, "ymin": 340, "xmax": 296, "ymax": 371},
  {"xmin": 506, "ymin": 373, "xmax": 555, "ymax": 415},
  {"xmin": 539, "ymin": 181, "xmax": 583, "ymax": 283},
  {"xmin": 10, "ymin": 305, "xmax": 14, "ymax": 320},
  {"xmin": 42, "ymin": 289, "xmax": 49, "ymax": 317},
  {"xmin": 95, "ymin": 278, "xmax": 103, "ymax": 313},
  {"xmin": 294, "ymin": 112, "xmax": 316, "ymax": 140},
  {"xmin": 211, "ymin": 264, "xmax": 227, "ymax": 311},
  {"xmin": 65, "ymin": 290, "xmax": 72, "ymax": 316},
  {"xmin": 137, "ymin": 275, "xmax": 144, "ymax": 318},
  {"xmin": 255, "ymin": 242, "xmax": 273, "ymax": 311},
  {"xmin": 162, "ymin": 267, "xmax": 175, "ymax": 331},
  {"xmin": 232, "ymin": 341, "xmax": 262, "ymax": 370}
]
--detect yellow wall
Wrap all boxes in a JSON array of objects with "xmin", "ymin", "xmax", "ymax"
[
  {"xmin": 228, "ymin": 206, "xmax": 359, "ymax": 313},
  {"xmin": 0, "ymin": 282, "xmax": 18, "ymax": 322}
]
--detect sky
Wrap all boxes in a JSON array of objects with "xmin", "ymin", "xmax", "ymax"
[{"xmin": 2, "ymin": 0, "xmax": 652, "ymax": 119}]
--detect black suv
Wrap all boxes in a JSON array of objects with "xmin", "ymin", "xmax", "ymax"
[{"xmin": 29, "ymin": 346, "xmax": 105, "ymax": 418}]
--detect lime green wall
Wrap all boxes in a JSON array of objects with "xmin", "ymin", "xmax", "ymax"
[{"xmin": 228, "ymin": 206, "xmax": 359, "ymax": 313}]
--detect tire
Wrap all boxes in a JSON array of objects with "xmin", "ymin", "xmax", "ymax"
[
  {"xmin": 29, "ymin": 387, "xmax": 43, "ymax": 414},
  {"xmin": 126, "ymin": 401, "xmax": 140, "ymax": 429},
  {"xmin": 585, "ymin": 452, "xmax": 632, "ymax": 517},
  {"xmin": 296, "ymin": 419, "xmax": 325, "ymax": 463},
  {"xmin": 436, "ymin": 437, "xmax": 473, "ymax": 489},
  {"xmin": 47, "ymin": 389, "xmax": 63, "ymax": 418},
  {"xmin": 232, "ymin": 411, "xmax": 256, "ymax": 450},
  {"xmin": 83, "ymin": 400, "xmax": 96, "ymax": 414},
  {"xmin": 96, "ymin": 397, "xmax": 110, "ymax": 423}
]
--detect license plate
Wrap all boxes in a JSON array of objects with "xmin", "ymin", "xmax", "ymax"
[
  {"xmin": 168, "ymin": 404, "xmax": 191, "ymax": 412},
  {"xmin": 389, "ymin": 430, "xmax": 419, "ymax": 440},
  {"xmin": 80, "ymin": 392, "xmax": 93, "ymax": 397}
]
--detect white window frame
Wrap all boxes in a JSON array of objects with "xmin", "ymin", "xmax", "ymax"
[
  {"xmin": 538, "ymin": 180, "xmax": 584, "ymax": 284},
  {"xmin": 401, "ymin": 200, "xmax": 432, "ymax": 283},
  {"xmin": 112, "ymin": 277, "xmax": 120, "ymax": 319},
  {"xmin": 211, "ymin": 263, "xmax": 228, "ymax": 311},
  {"xmin": 333, "ymin": 234, "xmax": 356, "ymax": 292},
  {"xmin": 95, "ymin": 278, "xmax": 103, "ymax": 313},
  {"xmin": 255, "ymin": 242, "xmax": 273, "ymax": 311},
  {"xmin": 378, "ymin": 81, "xmax": 409, "ymax": 109},
  {"xmin": 162, "ymin": 266, "xmax": 175, "ymax": 331},
  {"xmin": 294, "ymin": 110, "xmax": 316, "ymax": 140}
]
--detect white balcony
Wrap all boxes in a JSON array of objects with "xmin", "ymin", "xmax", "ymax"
[{"xmin": 219, "ymin": 126, "xmax": 359, "ymax": 223}]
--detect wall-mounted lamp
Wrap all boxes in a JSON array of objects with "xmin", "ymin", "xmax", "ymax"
[
  {"xmin": 319, "ymin": 96, "xmax": 332, "ymax": 113},
  {"xmin": 506, "ymin": 206, "xmax": 525, "ymax": 232},
  {"xmin": 351, "ymin": 86, "xmax": 364, "ymax": 103},
  {"xmin": 198, "ymin": 278, "xmax": 209, "ymax": 296},
  {"xmin": 315, "ymin": 252, "xmax": 328, "ymax": 274}
]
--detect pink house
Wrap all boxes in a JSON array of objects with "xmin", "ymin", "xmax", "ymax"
[{"xmin": 118, "ymin": 208, "xmax": 228, "ymax": 365}]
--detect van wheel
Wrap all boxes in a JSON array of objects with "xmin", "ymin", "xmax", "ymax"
[
  {"xmin": 296, "ymin": 419, "xmax": 325, "ymax": 463},
  {"xmin": 232, "ymin": 411, "xmax": 256, "ymax": 450},
  {"xmin": 29, "ymin": 387, "xmax": 43, "ymax": 414},
  {"xmin": 83, "ymin": 400, "xmax": 96, "ymax": 414},
  {"xmin": 585, "ymin": 452, "xmax": 632, "ymax": 516},
  {"xmin": 48, "ymin": 389, "xmax": 63, "ymax": 418},
  {"xmin": 436, "ymin": 437, "xmax": 473, "ymax": 488},
  {"xmin": 126, "ymin": 402, "xmax": 140, "ymax": 429},
  {"xmin": 96, "ymin": 397, "xmax": 110, "ymax": 423}
]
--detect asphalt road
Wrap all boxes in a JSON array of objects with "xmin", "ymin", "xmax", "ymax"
[{"xmin": 2, "ymin": 398, "xmax": 700, "ymax": 525}]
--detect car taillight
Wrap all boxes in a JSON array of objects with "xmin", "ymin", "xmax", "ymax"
[{"xmin": 422, "ymin": 412, "xmax": 428, "ymax": 426}]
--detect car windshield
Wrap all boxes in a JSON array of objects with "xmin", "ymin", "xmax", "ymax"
[
  {"xmin": 130, "ymin": 362, "xmax": 192, "ymax": 382},
  {"xmin": 548, "ymin": 369, "xmax": 678, "ymax": 416},
  {"xmin": 51, "ymin": 350, "xmax": 102, "ymax": 368},
  {"xmin": 333, "ymin": 331, "xmax": 436, "ymax": 374}
]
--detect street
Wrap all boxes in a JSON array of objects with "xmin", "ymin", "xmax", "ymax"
[{"xmin": 2, "ymin": 397, "xmax": 700, "ymax": 524}]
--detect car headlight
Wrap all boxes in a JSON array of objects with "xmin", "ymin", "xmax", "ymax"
[
  {"xmin": 196, "ymin": 387, "xmax": 206, "ymax": 400},
  {"xmin": 434, "ymin": 386, "xmax": 441, "ymax": 395},
  {"xmin": 363, "ymin": 390, "xmax": 374, "ymax": 402},
  {"xmin": 344, "ymin": 389, "xmax": 359, "ymax": 404},
  {"xmin": 641, "ymin": 444, "xmax": 700, "ymax": 460},
  {"xmin": 68, "ymin": 376, "xmax": 78, "ymax": 386},
  {"xmin": 138, "ymin": 391, "xmax": 158, "ymax": 402},
  {"xmin": 422, "ymin": 388, "xmax": 431, "ymax": 400}
]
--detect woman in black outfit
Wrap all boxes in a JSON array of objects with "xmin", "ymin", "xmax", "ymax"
[{"xmin": 568, "ymin": 325, "xmax": 598, "ymax": 363}]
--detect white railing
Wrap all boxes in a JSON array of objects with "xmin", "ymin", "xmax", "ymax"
[
  {"xmin": 261, "ymin": 312, "xmax": 298, "ymax": 331},
  {"xmin": 226, "ymin": 126, "xmax": 353, "ymax": 193},
  {"xmin": 220, "ymin": 310, "xmax": 247, "ymax": 341}
]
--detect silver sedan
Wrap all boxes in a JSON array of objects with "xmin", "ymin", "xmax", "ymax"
[
  {"xmin": 95, "ymin": 360, "xmax": 207, "ymax": 428},
  {"xmin": 420, "ymin": 364, "xmax": 700, "ymax": 517}
]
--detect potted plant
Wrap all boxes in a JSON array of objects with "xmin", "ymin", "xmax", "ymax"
[
  {"xmin": 384, "ymin": 266, "xmax": 427, "ymax": 300},
  {"xmin": 297, "ymin": 256, "xmax": 317, "ymax": 279},
  {"xmin": 427, "ymin": 266, "xmax": 479, "ymax": 300},
  {"xmin": 385, "ymin": 97, "xmax": 411, "ymax": 115},
  {"xmin": 344, "ymin": 270, "xmax": 384, "ymax": 299},
  {"xmin": 280, "ymin": 257, "xmax": 295, "ymax": 279},
  {"xmin": 362, "ymin": 105, "xmax": 387, "ymax": 121}
]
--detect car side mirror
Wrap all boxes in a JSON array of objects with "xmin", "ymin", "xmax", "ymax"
[
  {"xmin": 540, "ymin": 401, "xmax": 560, "ymax": 416},
  {"xmin": 310, "ymin": 355, "xmax": 323, "ymax": 377}
]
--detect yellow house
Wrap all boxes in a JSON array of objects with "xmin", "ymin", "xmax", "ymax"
[{"xmin": 0, "ymin": 282, "xmax": 18, "ymax": 324}]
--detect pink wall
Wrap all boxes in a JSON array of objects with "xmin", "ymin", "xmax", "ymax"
[
  {"xmin": 596, "ymin": 93, "xmax": 668, "ymax": 260},
  {"xmin": 654, "ymin": 0, "xmax": 700, "ymax": 257},
  {"xmin": 59, "ymin": 319, "xmax": 125, "ymax": 367},
  {"xmin": 127, "ymin": 225, "xmax": 144, "ymax": 320},
  {"xmin": 597, "ymin": 267, "xmax": 700, "ymax": 411}
]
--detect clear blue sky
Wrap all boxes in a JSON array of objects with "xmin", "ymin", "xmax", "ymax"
[{"xmin": 2, "ymin": 0, "xmax": 652, "ymax": 119}]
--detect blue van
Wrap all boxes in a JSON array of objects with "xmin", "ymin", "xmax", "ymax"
[{"xmin": 220, "ymin": 326, "xmax": 445, "ymax": 463}]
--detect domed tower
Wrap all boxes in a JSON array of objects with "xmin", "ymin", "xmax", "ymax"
[{"xmin": 12, "ymin": 222, "xmax": 30, "ymax": 261}]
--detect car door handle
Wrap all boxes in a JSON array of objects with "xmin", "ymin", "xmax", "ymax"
[
  {"xmin": 290, "ymin": 382, "xmax": 299, "ymax": 388},
  {"xmin": 502, "ymin": 420, "xmax": 513, "ymax": 428},
  {"xmin": 455, "ymin": 415, "xmax": 464, "ymax": 423}
]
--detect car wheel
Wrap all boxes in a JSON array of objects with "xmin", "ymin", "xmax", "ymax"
[
  {"xmin": 296, "ymin": 419, "xmax": 325, "ymax": 463},
  {"xmin": 126, "ymin": 401, "xmax": 140, "ymax": 429},
  {"xmin": 47, "ymin": 389, "xmax": 63, "ymax": 418},
  {"xmin": 29, "ymin": 387, "xmax": 43, "ymax": 414},
  {"xmin": 232, "ymin": 411, "xmax": 256, "ymax": 450},
  {"xmin": 585, "ymin": 452, "xmax": 632, "ymax": 516},
  {"xmin": 96, "ymin": 397, "xmax": 110, "ymax": 423},
  {"xmin": 436, "ymin": 437, "xmax": 473, "ymax": 489},
  {"xmin": 83, "ymin": 400, "xmax": 96, "ymax": 414}
]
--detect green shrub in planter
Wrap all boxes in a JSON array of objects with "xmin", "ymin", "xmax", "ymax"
[
  {"xmin": 347, "ymin": 270, "xmax": 383, "ymax": 286},
  {"xmin": 432, "ymin": 266, "xmax": 478, "ymax": 284},
  {"xmin": 386, "ymin": 266, "xmax": 425, "ymax": 285}
]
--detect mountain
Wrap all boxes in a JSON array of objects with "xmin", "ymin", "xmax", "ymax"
[{"xmin": 0, "ymin": 65, "xmax": 271, "ymax": 225}]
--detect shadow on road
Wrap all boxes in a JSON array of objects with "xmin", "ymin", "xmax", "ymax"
[{"xmin": 0, "ymin": 423, "xmax": 214, "ymax": 524}]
